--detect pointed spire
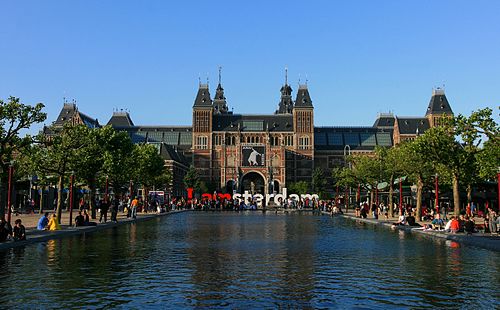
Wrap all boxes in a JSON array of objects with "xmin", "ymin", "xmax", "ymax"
[
  {"xmin": 218, "ymin": 66, "xmax": 222, "ymax": 85},
  {"xmin": 276, "ymin": 67, "xmax": 294, "ymax": 114},
  {"xmin": 213, "ymin": 66, "xmax": 228, "ymax": 113},
  {"xmin": 285, "ymin": 66, "xmax": 288, "ymax": 85}
]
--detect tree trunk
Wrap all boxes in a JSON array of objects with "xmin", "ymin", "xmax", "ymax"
[
  {"xmin": 39, "ymin": 185, "xmax": 44, "ymax": 215},
  {"xmin": 89, "ymin": 180, "xmax": 97, "ymax": 219},
  {"xmin": 56, "ymin": 175, "xmax": 64, "ymax": 224},
  {"xmin": 369, "ymin": 187, "xmax": 374, "ymax": 206},
  {"xmin": 453, "ymin": 173, "xmax": 460, "ymax": 216},
  {"xmin": 466, "ymin": 184, "xmax": 472, "ymax": 204},
  {"xmin": 388, "ymin": 174, "xmax": 394, "ymax": 217},
  {"xmin": 416, "ymin": 176, "xmax": 423, "ymax": 220}
]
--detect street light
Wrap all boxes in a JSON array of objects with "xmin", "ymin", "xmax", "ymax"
[
  {"xmin": 69, "ymin": 171, "xmax": 75, "ymax": 226},
  {"xmin": 7, "ymin": 160, "xmax": 14, "ymax": 225},
  {"xmin": 497, "ymin": 167, "xmax": 500, "ymax": 212},
  {"xmin": 399, "ymin": 177, "xmax": 403, "ymax": 215},
  {"xmin": 344, "ymin": 145, "xmax": 351, "ymax": 211},
  {"xmin": 435, "ymin": 173, "xmax": 439, "ymax": 215}
]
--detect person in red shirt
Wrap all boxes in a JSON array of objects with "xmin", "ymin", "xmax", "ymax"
[{"xmin": 450, "ymin": 216, "xmax": 460, "ymax": 233}]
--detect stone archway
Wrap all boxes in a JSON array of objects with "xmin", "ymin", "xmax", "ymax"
[{"xmin": 240, "ymin": 172, "xmax": 265, "ymax": 195}]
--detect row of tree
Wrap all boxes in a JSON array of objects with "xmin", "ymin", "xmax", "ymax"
[
  {"xmin": 329, "ymin": 108, "xmax": 499, "ymax": 218},
  {"xmin": 0, "ymin": 97, "xmax": 171, "ymax": 221}
]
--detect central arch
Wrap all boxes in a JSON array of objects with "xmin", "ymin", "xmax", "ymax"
[{"xmin": 240, "ymin": 171, "xmax": 265, "ymax": 195}]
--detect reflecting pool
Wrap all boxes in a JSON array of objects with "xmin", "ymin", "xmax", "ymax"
[{"xmin": 0, "ymin": 212, "xmax": 498, "ymax": 308}]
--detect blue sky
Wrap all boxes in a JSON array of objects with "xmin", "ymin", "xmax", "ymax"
[{"xmin": 1, "ymin": 0, "xmax": 499, "ymax": 134}]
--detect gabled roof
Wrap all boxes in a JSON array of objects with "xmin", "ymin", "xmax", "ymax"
[
  {"xmin": 159, "ymin": 143, "xmax": 189, "ymax": 166},
  {"xmin": 373, "ymin": 113, "xmax": 395, "ymax": 128},
  {"xmin": 395, "ymin": 117, "xmax": 430, "ymax": 135},
  {"xmin": 107, "ymin": 111, "xmax": 134, "ymax": 127},
  {"xmin": 426, "ymin": 88, "xmax": 453, "ymax": 116},
  {"xmin": 294, "ymin": 84, "xmax": 313, "ymax": 108},
  {"xmin": 52, "ymin": 103, "xmax": 100, "ymax": 128},
  {"xmin": 213, "ymin": 114, "xmax": 294, "ymax": 132},
  {"xmin": 193, "ymin": 84, "xmax": 212, "ymax": 108}
]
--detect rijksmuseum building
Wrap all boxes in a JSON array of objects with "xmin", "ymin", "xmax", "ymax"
[{"xmin": 48, "ymin": 75, "xmax": 453, "ymax": 196}]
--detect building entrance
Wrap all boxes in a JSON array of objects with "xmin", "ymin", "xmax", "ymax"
[{"xmin": 240, "ymin": 172, "xmax": 265, "ymax": 195}]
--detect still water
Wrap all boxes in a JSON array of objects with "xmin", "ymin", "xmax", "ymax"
[{"xmin": 0, "ymin": 212, "xmax": 499, "ymax": 309}]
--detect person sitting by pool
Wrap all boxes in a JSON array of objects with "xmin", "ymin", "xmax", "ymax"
[
  {"xmin": 449, "ymin": 216, "xmax": 460, "ymax": 233},
  {"xmin": 393, "ymin": 214, "xmax": 406, "ymax": 227},
  {"xmin": 13, "ymin": 219, "xmax": 26, "ymax": 241},
  {"xmin": 83, "ymin": 210, "xmax": 97, "ymax": 226},
  {"xmin": 75, "ymin": 211, "xmax": 85, "ymax": 227},
  {"xmin": 37, "ymin": 212, "xmax": 49, "ymax": 230},
  {"xmin": 464, "ymin": 216, "xmax": 476, "ymax": 234},
  {"xmin": 0, "ymin": 217, "xmax": 13, "ymax": 242},
  {"xmin": 360, "ymin": 207, "xmax": 368, "ymax": 219},
  {"xmin": 406, "ymin": 212, "xmax": 421, "ymax": 227},
  {"xmin": 47, "ymin": 214, "xmax": 61, "ymax": 231},
  {"xmin": 431, "ymin": 214, "xmax": 445, "ymax": 230}
]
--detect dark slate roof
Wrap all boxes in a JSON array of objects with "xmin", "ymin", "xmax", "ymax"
[
  {"xmin": 395, "ymin": 117, "xmax": 430, "ymax": 135},
  {"xmin": 294, "ymin": 84, "xmax": 313, "ymax": 108},
  {"xmin": 373, "ymin": 113, "xmax": 395, "ymax": 128},
  {"xmin": 51, "ymin": 103, "xmax": 100, "ymax": 129},
  {"xmin": 193, "ymin": 84, "xmax": 212, "ymax": 108},
  {"xmin": 113, "ymin": 126, "xmax": 193, "ymax": 148},
  {"xmin": 212, "ymin": 114, "xmax": 294, "ymax": 132},
  {"xmin": 314, "ymin": 126, "xmax": 394, "ymax": 151},
  {"xmin": 107, "ymin": 111, "xmax": 134, "ymax": 127},
  {"xmin": 425, "ymin": 88, "xmax": 453, "ymax": 116},
  {"xmin": 159, "ymin": 143, "xmax": 189, "ymax": 166},
  {"xmin": 275, "ymin": 84, "xmax": 294, "ymax": 114}
]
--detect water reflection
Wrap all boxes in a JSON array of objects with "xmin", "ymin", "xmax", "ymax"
[{"xmin": 0, "ymin": 213, "xmax": 498, "ymax": 309}]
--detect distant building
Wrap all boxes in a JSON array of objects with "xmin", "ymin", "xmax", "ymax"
[{"xmin": 48, "ymin": 75, "xmax": 453, "ymax": 196}]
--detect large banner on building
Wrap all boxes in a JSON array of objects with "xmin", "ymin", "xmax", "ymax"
[{"xmin": 242, "ymin": 145, "xmax": 266, "ymax": 166}]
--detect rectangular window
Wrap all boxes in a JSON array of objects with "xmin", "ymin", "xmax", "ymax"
[
  {"xmin": 179, "ymin": 132, "xmax": 192, "ymax": 145},
  {"xmin": 376, "ymin": 133, "xmax": 392, "ymax": 146},
  {"xmin": 242, "ymin": 121, "xmax": 264, "ymax": 131},
  {"xmin": 196, "ymin": 136, "xmax": 208, "ymax": 149}
]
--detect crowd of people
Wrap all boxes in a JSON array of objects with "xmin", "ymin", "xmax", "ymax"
[{"xmin": 1, "ymin": 193, "xmax": 499, "ymax": 244}]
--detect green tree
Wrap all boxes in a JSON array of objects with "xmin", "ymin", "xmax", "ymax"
[
  {"xmin": 132, "ymin": 143, "xmax": 165, "ymax": 199},
  {"xmin": 183, "ymin": 165, "xmax": 200, "ymax": 190},
  {"xmin": 30, "ymin": 124, "xmax": 87, "ymax": 222},
  {"xmin": 0, "ymin": 97, "xmax": 46, "ymax": 215},
  {"xmin": 416, "ymin": 126, "xmax": 466, "ymax": 216},
  {"xmin": 399, "ymin": 140, "xmax": 434, "ymax": 219},
  {"xmin": 312, "ymin": 167, "xmax": 328, "ymax": 198},
  {"xmin": 287, "ymin": 181, "xmax": 310, "ymax": 194}
]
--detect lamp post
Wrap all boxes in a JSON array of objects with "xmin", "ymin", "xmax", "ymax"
[
  {"xmin": 435, "ymin": 173, "xmax": 439, "ymax": 215},
  {"xmin": 497, "ymin": 167, "xmax": 500, "ymax": 212},
  {"xmin": 69, "ymin": 171, "xmax": 75, "ymax": 226},
  {"xmin": 7, "ymin": 161, "xmax": 14, "ymax": 225},
  {"xmin": 105, "ymin": 175, "xmax": 109, "ymax": 203},
  {"xmin": 399, "ymin": 177, "xmax": 403, "ymax": 215}
]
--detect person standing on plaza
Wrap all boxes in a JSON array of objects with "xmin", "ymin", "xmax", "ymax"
[
  {"xmin": 130, "ymin": 196, "xmax": 138, "ymax": 219},
  {"xmin": 37, "ymin": 212, "xmax": 50, "ymax": 230},
  {"xmin": 111, "ymin": 195, "xmax": 119, "ymax": 223},
  {"xmin": 99, "ymin": 199, "xmax": 109, "ymax": 223},
  {"xmin": 13, "ymin": 219, "xmax": 26, "ymax": 241},
  {"xmin": 47, "ymin": 214, "xmax": 61, "ymax": 231}
]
